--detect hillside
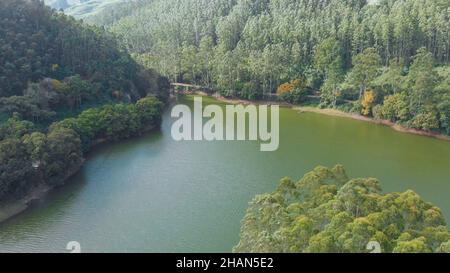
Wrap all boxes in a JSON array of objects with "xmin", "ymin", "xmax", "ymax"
[
  {"xmin": 0, "ymin": 0, "xmax": 168, "ymax": 208},
  {"xmin": 0, "ymin": 0, "xmax": 169, "ymax": 124}
]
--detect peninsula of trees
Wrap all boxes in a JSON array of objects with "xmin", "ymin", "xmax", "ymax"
[{"xmin": 234, "ymin": 165, "xmax": 450, "ymax": 253}]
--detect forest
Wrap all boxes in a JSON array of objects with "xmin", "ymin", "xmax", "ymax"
[
  {"xmin": 0, "ymin": 0, "xmax": 168, "ymax": 203},
  {"xmin": 81, "ymin": 0, "xmax": 450, "ymax": 135},
  {"xmin": 234, "ymin": 165, "xmax": 450, "ymax": 253}
]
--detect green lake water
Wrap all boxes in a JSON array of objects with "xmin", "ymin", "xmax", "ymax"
[{"xmin": 0, "ymin": 96, "xmax": 449, "ymax": 252}]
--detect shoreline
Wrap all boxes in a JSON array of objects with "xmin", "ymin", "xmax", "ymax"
[
  {"xmin": 183, "ymin": 92, "xmax": 450, "ymax": 142},
  {"xmin": 0, "ymin": 160, "xmax": 84, "ymax": 225},
  {"xmin": 294, "ymin": 107, "xmax": 450, "ymax": 141},
  {"xmin": 0, "ymin": 185, "xmax": 50, "ymax": 224},
  {"xmin": 0, "ymin": 125, "xmax": 158, "ymax": 225}
]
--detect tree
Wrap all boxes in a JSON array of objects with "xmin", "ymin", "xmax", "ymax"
[
  {"xmin": 361, "ymin": 90, "xmax": 375, "ymax": 116},
  {"xmin": 181, "ymin": 43, "xmax": 199, "ymax": 83},
  {"xmin": 198, "ymin": 36, "xmax": 215, "ymax": 88},
  {"xmin": 371, "ymin": 59, "xmax": 406, "ymax": 95},
  {"xmin": 408, "ymin": 48, "xmax": 438, "ymax": 114},
  {"xmin": 0, "ymin": 138, "xmax": 34, "ymax": 201},
  {"xmin": 393, "ymin": 237, "xmax": 432, "ymax": 253},
  {"xmin": 0, "ymin": 95, "xmax": 55, "ymax": 122},
  {"xmin": 0, "ymin": 114, "xmax": 35, "ymax": 140},
  {"xmin": 314, "ymin": 38, "xmax": 342, "ymax": 75},
  {"xmin": 320, "ymin": 57, "xmax": 345, "ymax": 107},
  {"xmin": 278, "ymin": 79, "xmax": 309, "ymax": 104},
  {"xmin": 381, "ymin": 92, "xmax": 410, "ymax": 122},
  {"xmin": 45, "ymin": 127, "xmax": 83, "ymax": 185},
  {"xmin": 345, "ymin": 48, "xmax": 381, "ymax": 100},
  {"xmin": 411, "ymin": 108, "xmax": 440, "ymax": 131}
]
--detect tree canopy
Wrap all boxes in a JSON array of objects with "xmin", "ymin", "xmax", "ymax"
[{"xmin": 234, "ymin": 165, "xmax": 450, "ymax": 253}]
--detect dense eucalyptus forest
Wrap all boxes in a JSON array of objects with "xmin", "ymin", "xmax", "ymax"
[
  {"xmin": 75, "ymin": 0, "xmax": 450, "ymax": 135},
  {"xmin": 0, "ymin": 0, "xmax": 168, "ymax": 203}
]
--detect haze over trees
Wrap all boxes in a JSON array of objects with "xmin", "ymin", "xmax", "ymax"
[
  {"xmin": 234, "ymin": 165, "xmax": 450, "ymax": 253},
  {"xmin": 44, "ymin": 0, "xmax": 139, "ymax": 23}
]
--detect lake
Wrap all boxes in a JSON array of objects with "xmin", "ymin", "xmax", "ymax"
[{"xmin": 0, "ymin": 96, "xmax": 449, "ymax": 252}]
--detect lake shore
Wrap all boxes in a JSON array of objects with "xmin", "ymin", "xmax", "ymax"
[
  {"xmin": 0, "ymin": 125, "xmax": 157, "ymax": 225},
  {"xmin": 0, "ymin": 185, "xmax": 50, "ymax": 224},
  {"xmin": 294, "ymin": 106, "xmax": 450, "ymax": 141},
  {"xmin": 183, "ymin": 92, "xmax": 450, "ymax": 142}
]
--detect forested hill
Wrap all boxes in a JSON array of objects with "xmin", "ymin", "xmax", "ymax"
[
  {"xmin": 0, "ymin": 0, "xmax": 169, "ymax": 124},
  {"xmin": 0, "ymin": 0, "xmax": 169, "ymax": 205},
  {"xmin": 106, "ymin": 0, "xmax": 450, "ymax": 80},
  {"xmin": 92, "ymin": 0, "xmax": 449, "ymax": 135}
]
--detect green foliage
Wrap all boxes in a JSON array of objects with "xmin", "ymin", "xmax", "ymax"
[
  {"xmin": 380, "ymin": 92, "xmax": 410, "ymax": 122},
  {"xmin": 368, "ymin": 48, "xmax": 448, "ymax": 133},
  {"xmin": 344, "ymin": 48, "xmax": 381, "ymax": 100},
  {"xmin": 320, "ymin": 57, "xmax": 345, "ymax": 107},
  {"xmin": 0, "ymin": 138, "xmax": 34, "ymax": 200},
  {"xmin": 238, "ymin": 81, "xmax": 261, "ymax": 100},
  {"xmin": 279, "ymin": 88, "xmax": 309, "ymax": 105},
  {"xmin": 44, "ymin": 127, "xmax": 83, "ymax": 185},
  {"xmin": 0, "ymin": 97, "xmax": 163, "ymax": 202},
  {"xmin": 0, "ymin": 114, "xmax": 35, "ymax": 140},
  {"xmin": 0, "ymin": 95, "xmax": 56, "ymax": 122},
  {"xmin": 277, "ymin": 79, "xmax": 310, "ymax": 104},
  {"xmin": 234, "ymin": 165, "xmax": 450, "ymax": 253},
  {"xmin": 51, "ymin": 96, "xmax": 163, "ymax": 150},
  {"xmin": 410, "ymin": 108, "xmax": 440, "ymax": 131},
  {"xmin": 439, "ymin": 240, "xmax": 450, "ymax": 253},
  {"xmin": 393, "ymin": 236, "xmax": 432, "ymax": 253}
]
